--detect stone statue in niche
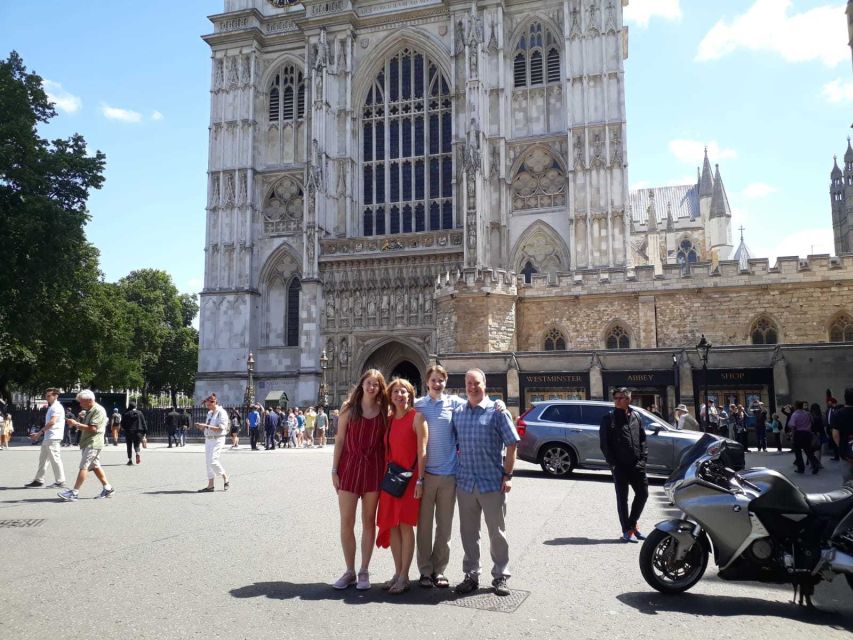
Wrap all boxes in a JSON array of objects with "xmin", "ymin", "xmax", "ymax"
[
  {"xmin": 381, "ymin": 293, "xmax": 390, "ymax": 318},
  {"xmin": 224, "ymin": 174, "xmax": 235, "ymax": 205},
  {"xmin": 241, "ymin": 55, "xmax": 251, "ymax": 85},
  {"xmin": 606, "ymin": 1, "xmax": 617, "ymax": 32},
  {"xmin": 307, "ymin": 139, "xmax": 324, "ymax": 193},
  {"xmin": 326, "ymin": 295, "xmax": 336, "ymax": 318},
  {"xmin": 314, "ymin": 71, "xmax": 323, "ymax": 103},
  {"xmin": 214, "ymin": 59, "xmax": 224, "ymax": 89},
  {"xmin": 367, "ymin": 297, "xmax": 376, "ymax": 317},
  {"xmin": 591, "ymin": 133, "xmax": 603, "ymax": 167},
  {"xmin": 410, "ymin": 293, "xmax": 418, "ymax": 314},
  {"xmin": 468, "ymin": 46, "xmax": 478, "ymax": 78},
  {"xmin": 342, "ymin": 291, "xmax": 351, "ymax": 316},
  {"xmin": 490, "ymin": 144, "xmax": 500, "ymax": 178},
  {"xmin": 423, "ymin": 291, "xmax": 432, "ymax": 314},
  {"xmin": 306, "ymin": 227, "xmax": 316, "ymax": 263},
  {"xmin": 574, "ymin": 134, "xmax": 585, "ymax": 169},
  {"xmin": 353, "ymin": 290, "xmax": 363, "ymax": 315},
  {"xmin": 227, "ymin": 56, "xmax": 239, "ymax": 87},
  {"xmin": 395, "ymin": 291, "xmax": 406, "ymax": 319},
  {"xmin": 339, "ymin": 339, "xmax": 349, "ymax": 366},
  {"xmin": 466, "ymin": 213, "xmax": 477, "ymax": 250},
  {"xmin": 570, "ymin": 7, "xmax": 582, "ymax": 39},
  {"xmin": 239, "ymin": 171, "xmax": 248, "ymax": 204},
  {"xmin": 610, "ymin": 129, "xmax": 622, "ymax": 165},
  {"xmin": 454, "ymin": 19, "xmax": 465, "ymax": 56},
  {"xmin": 315, "ymin": 28, "xmax": 329, "ymax": 71},
  {"xmin": 464, "ymin": 119, "xmax": 481, "ymax": 175},
  {"xmin": 587, "ymin": 2, "xmax": 600, "ymax": 34}
]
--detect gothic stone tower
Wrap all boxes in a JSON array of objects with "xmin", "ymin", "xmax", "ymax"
[
  {"xmin": 196, "ymin": 0, "xmax": 630, "ymax": 406},
  {"xmin": 831, "ymin": 139, "xmax": 853, "ymax": 256}
]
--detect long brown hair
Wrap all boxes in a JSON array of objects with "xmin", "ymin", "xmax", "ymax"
[{"xmin": 345, "ymin": 369, "xmax": 389, "ymax": 421}]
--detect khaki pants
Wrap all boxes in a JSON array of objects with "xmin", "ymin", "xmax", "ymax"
[
  {"xmin": 34, "ymin": 440, "xmax": 65, "ymax": 484},
  {"xmin": 416, "ymin": 473, "xmax": 456, "ymax": 577},
  {"xmin": 456, "ymin": 487, "xmax": 510, "ymax": 581}
]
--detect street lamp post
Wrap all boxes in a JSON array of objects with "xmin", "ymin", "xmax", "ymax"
[
  {"xmin": 318, "ymin": 350, "xmax": 329, "ymax": 409},
  {"xmin": 244, "ymin": 352, "xmax": 255, "ymax": 415},
  {"xmin": 696, "ymin": 336, "xmax": 712, "ymax": 433},
  {"xmin": 672, "ymin": 352, "xmax": 680, "ymax": 413}
]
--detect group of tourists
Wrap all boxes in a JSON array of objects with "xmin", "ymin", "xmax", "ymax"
[
  {"xmin": 330, "ymin": 365, "xmax": 519, "ymax": 597},
  {"xmin": 240, "ymin": 404, "xmax": 335, "ymax": 451}
]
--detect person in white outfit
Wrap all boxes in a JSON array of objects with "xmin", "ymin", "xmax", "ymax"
[
  {"xmin": 24, "ymin": 388, "xmax": 67, "ymax": 488},
  {"xmin": 195, "ymin": 393, "xmax": 230, "ymax": 492}
]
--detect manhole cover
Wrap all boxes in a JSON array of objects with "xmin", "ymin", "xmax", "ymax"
[
  {"xmin": 0, "ymin": 519, "xmax": 45, "ymax": 528},
  {"xmin": 441, "ymin": 588, "xmax": 530, "ymax": 613}
]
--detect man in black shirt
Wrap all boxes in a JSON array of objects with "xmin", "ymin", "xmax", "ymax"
[
  {"xmin": 599, "ymin": 387, "xmax": 649, "ymax": 543},
  {"xmin": 165, "ymin": 406, "xmax": 182, "ymax": 448},
  {"xmin": 831, "ymin": 387, "xmax": 853, "ymax": 483}
]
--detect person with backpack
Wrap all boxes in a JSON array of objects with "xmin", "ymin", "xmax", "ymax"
[
  {"xmin": 109, "ymin": 408, "xmax": 122, "ymax": 446},
  {"xmin": 121, "ymin": 402, "xmax": 148, "ymax": 466}
]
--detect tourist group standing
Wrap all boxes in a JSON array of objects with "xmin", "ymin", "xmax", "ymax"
[{"xmin": 331, "ymin": 365, "xmax": 519, "ymax": 597}]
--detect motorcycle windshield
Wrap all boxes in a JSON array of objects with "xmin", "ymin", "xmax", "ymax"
[{"xmin": 666, "ymin": 433, "xmax": 719, "ymax": 485}]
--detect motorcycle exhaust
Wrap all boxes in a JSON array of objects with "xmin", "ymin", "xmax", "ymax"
[{"xmin": 829, "ymin": 550, "xmax": 853, "ymax": 575}]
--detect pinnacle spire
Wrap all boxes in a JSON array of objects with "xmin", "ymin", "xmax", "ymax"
[
  {"xmin": 699, "ymin": 147, "xmax": 714, "ymax": 198},
  {"xmin": 845, "ymin": 136, "xmax": 853, "ymax": 163},
  {"xmin": 733, "ymin": 226, "xmax": 751, "ymax": 270},
  {"xmin": 832, "ymin": 155, "xmax": 842, "ymax": 178},
  {"xmin": 709, "ymin": 164, "xmax": 731, "ymax": 219}
]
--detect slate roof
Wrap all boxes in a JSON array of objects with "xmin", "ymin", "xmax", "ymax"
[{"xmin": 629, "ymin": 184, "xmax": 700, "ymax": 225}]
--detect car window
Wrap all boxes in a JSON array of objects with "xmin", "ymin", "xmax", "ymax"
[
  {"xmin": 539, "ymin": 405, "xmax": 582, "ymax": 424},
  {"xmin": 633, "ymin": 406, "xmax": 673, "ymax": 431},
  {"xmin": 580, "ymin": 405, "xmax": 611, "ymax": 426}
]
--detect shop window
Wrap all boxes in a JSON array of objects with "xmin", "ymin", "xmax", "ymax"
[
  {"xmin": 605, "ymin": 324, "xmax": 630, "ymax": 349},
  {"xmin": 543, "ymin": 327, "xmax": 567, "ymax": 351},
  {"xmin": 829, "ymin": 314, "xmax": 853, "ymax": 343},
  {"xmin": 750, "ymin": 317, "xmax": 779, "ymax": 345}
]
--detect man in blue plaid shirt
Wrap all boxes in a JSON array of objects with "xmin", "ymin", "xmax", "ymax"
[{"xmin": 451, "ymin": 368, "xmax": 520, "ymax": 597}]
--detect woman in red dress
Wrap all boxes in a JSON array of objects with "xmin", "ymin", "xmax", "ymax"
[
  {"xmin": 331, "ymin": 369, "xmax": 388, "ymax": 591},
  {"xmin": 376, "ymin": 378, "xmax": 428, "ymax": 594}
]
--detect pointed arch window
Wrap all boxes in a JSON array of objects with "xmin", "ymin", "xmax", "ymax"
[
  {"xmin": 605, "ymin": 325, "xmax": 630, "ymax": 350},
  {"xmin": 361, "ymin": 48, "xmax": 453, "ymax": 237},
  {"xmin": 544, "ymin": 328, "xmax": 567, "ymax": 351},
  {"xmin": 750, "ymin": 317, "xmax": 779, "ymax": 345},
  {"xmin": 268, "ymin": 65, "xmax": 305, "ymax": 124},
  {"xmin": 676, "ymin": 239, "xmax": 699, "ymax": 274},
  {"xmin": 521, "ymin": 260, "xmax": 538, "ymax": 284},
  {"xmin": 286, "ymin": 277, "xmax": 301, "ymax": 347},
  {"xmin": 829, "ymin": 314, "xmax": 853, "ymax": 343},
  {"xmin": 512, "ymin": 148, "xmax": 566, "ymax": 210},
  {"xmin": 513, "ymin": 23, "xmax": 561, "ymax": 88}
]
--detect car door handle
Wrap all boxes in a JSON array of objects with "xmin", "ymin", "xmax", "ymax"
[{"xmin": 569, "ymin": 428, "xmax": 583, "ymax": 433}]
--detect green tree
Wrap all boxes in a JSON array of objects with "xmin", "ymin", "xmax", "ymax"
[
  {"xmin": 0, "ymin": 51, "xmax": 106, "ymax": 402},
  {"xmin": 117, "ymin": 269, "xmax": 198, "ymax": 406}
]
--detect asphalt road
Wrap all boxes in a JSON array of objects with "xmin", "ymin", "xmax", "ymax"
[{"xmin": 0, "ymin": 441, "xmax": 850, "ymax": 639}]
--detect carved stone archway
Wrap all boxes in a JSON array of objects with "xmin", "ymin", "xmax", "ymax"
[{"xmin": 361, "ymin": 339, "xmax": 428, "ymax": 396}]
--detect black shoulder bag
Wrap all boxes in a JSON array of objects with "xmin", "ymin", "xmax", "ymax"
[{"xmin": 380, "ymin": 419, "xmax": 417, "ymax": 498}]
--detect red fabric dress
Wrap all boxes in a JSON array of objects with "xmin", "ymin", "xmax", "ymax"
[
  {"xmin": 337, "ymin": 413, "xmax": 385, "ymax": 496},
  {"xmin": 376, "ymin": 409, "xmax": 420, "ymax": 548}
]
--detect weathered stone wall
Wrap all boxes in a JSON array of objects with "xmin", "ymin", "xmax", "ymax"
[{"xmin": 516, "ymin": 255, "xmax": 853, "ymax": 351}]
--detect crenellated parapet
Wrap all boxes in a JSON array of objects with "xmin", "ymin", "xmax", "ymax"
[{"xmin": 519, "ymin": 254, "xmax": 853, "ymax": 298}]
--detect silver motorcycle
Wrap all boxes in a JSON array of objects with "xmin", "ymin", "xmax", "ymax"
[{"xmin": 640, "ymin": 435, "xmax": 853, "ymax": 606}]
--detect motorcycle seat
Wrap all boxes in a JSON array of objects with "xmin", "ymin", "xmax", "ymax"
[{"xmin": 805, "ymin": 483, "xmax": 853, "ymax": 518}]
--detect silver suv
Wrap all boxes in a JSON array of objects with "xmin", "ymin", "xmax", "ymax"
[{"xmin": 516, "ymin": 400, "xmax": 735, "ymax": 477}]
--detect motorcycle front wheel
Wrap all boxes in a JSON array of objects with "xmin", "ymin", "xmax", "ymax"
[{"xmin": 639, "ymin": 528, "xmax": 709, "ymax": 594}]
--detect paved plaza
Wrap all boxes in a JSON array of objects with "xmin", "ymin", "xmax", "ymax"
[{"xmin": 0, "ymin": 441, "xmax": 851, "ymax": 639}]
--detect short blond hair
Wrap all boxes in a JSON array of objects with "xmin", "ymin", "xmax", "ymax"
[{"xmin": 387, "ymin": 378, "xmax": 416, "ymax": 411}]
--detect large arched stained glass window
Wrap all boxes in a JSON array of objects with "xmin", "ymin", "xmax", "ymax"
[{"xmin": 361, "ymin": 48, "xmax": 453, "ymax": 237}]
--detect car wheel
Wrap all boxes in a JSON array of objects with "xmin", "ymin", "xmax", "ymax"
[{"xmin": 539, "ymin": 444, "xmax": 575, "ymax": 477}]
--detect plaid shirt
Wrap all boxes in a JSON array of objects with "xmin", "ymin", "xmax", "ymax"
[{"xmin": 452, "ymin": 397, "xmax": 520, "ymax": 494}]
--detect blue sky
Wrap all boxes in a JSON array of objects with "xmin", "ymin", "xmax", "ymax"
[{"xmin": 1, "ymin": 0, "xmax": 850, "ymax": 296}]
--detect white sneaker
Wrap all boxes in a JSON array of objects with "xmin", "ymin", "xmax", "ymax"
[
  {"xmin": 57, "ymin": 489, "xmax": 78, "ymax": 502},
  {"xmin": 332, "ymin": 570, "xmax": 356, "ymax": 590},
  {"xmin": 356, "ymin": 570, "xmax": 371, "ymax": 590}
]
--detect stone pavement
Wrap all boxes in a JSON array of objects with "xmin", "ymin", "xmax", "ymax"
[{"xmin": 0, "ymin": 441, "xmax": 850, "ymax": 640}]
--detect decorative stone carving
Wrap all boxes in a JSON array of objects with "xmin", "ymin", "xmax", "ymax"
[
  {"xmin": 487, "ymin": 20, "xmax": 498, "ymax": 54},
  {"xmin": 490, "ymin": 143, "xmax": 500, "ymax": 178},
  {"xmin": 454, "ymin": 19, "xmax": 465, "ymax": 56},
  {"xmin": 238, "ymin": 171, "xmax": 248, "ymax": 205},
  {"xmin": 605, "ymin": 1, "xmax": 617, "ymax": 33},
  {"xmin": 306, "ymin": 139, "xmax": 324, "ymax": 194},
  {"xmin": 263, "ymin": 177, "xmax": 304, "ymax": 234},
  {"xmin": 591, "ymin": 133, "xmax": 604, "ymax": 168},
  {"xmin": 315, "ymin": 28, "xmax": 329, "ymax": 71},
  {"xmin": 570, "ymin": 6, "xmax": 582, "ymax": 39},
  {"xmin": 512, "ymin": 147, "xmax": 566, "ymax": 210},
  {"xmin": 240, "ymin": 55, "xmax": 252, "ymax": 86},
  {"xmin": 587, "ymin": 2, "xmax": 600, "ymax": 35},
  {"xmin": 610, "ymin": 128, "xmax": 622, "ymax": 166},
  {"xmin": 463, "ymin": 119, "xmax": 481, "ymax": 176},
  {"xmin": 227, "ymin": 56, "xmax": 240, "ymax": 87},
  {"xmin": 210, "ymin": 175, "xmax": 220, "ymax": 208},
  {"xmin": 574, "ymin": 134, "xmax": 585, "ymax": 169},
  {"xmin": 224, "ymin": 173, "xmax": 235, "ymax": 206},
  {"xmin": 214, "ymin": 59, "xmax": 224, "ymax": 90}
]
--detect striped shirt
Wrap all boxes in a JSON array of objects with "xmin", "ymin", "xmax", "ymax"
[
  {"xmin": 452, "ymin": 398, "xmax": 520, "ymax": 494},
  {"xmin": 415, "ymin": 394, "xmax": 466, "ymax": 475}
]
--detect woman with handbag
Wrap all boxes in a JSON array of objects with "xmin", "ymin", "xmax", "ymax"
[
  {"xmin": 331, "ymin": 369, "xmax": 389, "ymax": 591},
  {"xmin": 376, "ymin": 378, "xmax": 428, "ymax": 594}
]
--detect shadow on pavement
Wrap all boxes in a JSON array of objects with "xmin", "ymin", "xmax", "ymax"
[
  {"xmin": 543, "ymin": 537, "xmax": 623, "ymax": 546},
  {"xmin": 230, "ymin": 581, "xmax": 462, "ymax": 606},
  {"xmin": 616, "ymin": 591, "xmax": 853, "ymax": 630},
  {"xmin": 513, "ymin": 469, "xmax": 666, "ymax": 486},
  {"xmin": 143, "ymin": 490, "xmax": 205, "ymax": 495}
]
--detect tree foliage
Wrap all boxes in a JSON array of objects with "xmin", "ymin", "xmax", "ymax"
[
  {"xmin": 0, "ymin": 52, "xmax": 199, "ymax": 405},
  {"xmin": 0, "ymin": 51, "xmax": 106, "ymax": 399}
]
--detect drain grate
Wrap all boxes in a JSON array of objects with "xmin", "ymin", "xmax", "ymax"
[
  {"xmin": 0, "ymin": 519, "xmax": 46, "ymax": 528},
  {"xmin": 441, "ymin": 588, "xmax": 530, "ymax": 614}
]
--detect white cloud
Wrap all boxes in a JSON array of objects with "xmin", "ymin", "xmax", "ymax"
[
  {"xmin": 759, "ymin": 228, "xmax": 835, "ymax": 262},
  {"xmin": 668, "ymin": 139, "xmax": 737, "ymax": 165},
  {"xmin": 100, "ymin": 103, "xmax": 142, "ymax": 123},
  {"xmin": 822, "ymin": 79, "xmax": 853, "ymax": 104},
  {"xmin": 151, "ymin": 110, "xmax": 164, "ymax": 121},
  {"xmin": 623, "ymin": 0, "xmax": 682, "ymax": 28},
  {"xmin": 696, "ymin": 0, "xmax": 848, "ymax": 67},
  {"xmin": 42, "ymin": 80, "xmax": 82, "ymax": 114},
  {"xmin": 187, "ymin": 277, "xmax": 203, "ymax": 292},
  {"xmin": 742, "ymin": 182, "xmax": 777, "ymax": 199}
]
